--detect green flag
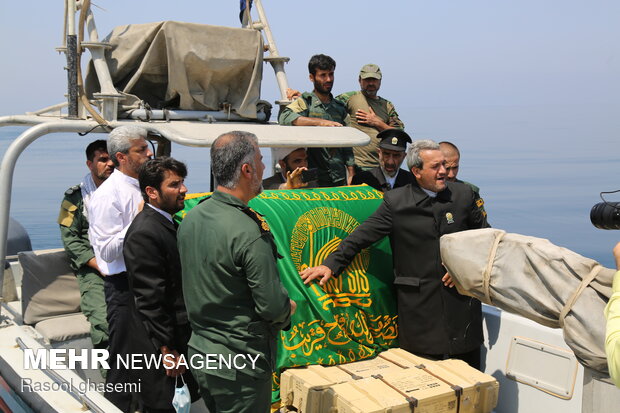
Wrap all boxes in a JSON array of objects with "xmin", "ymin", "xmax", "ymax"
[{"xmin": 176, "ymin": 185, "xmax": 398, "ymax": 402}]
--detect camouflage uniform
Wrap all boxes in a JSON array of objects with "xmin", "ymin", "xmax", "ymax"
[
  {"xmin": 336, "ymin": 91, "xmax": 404, "ymax": 170},
  {"xmin": 58, "ymin": 185, "xmax": 109, "ymax": 350},
  {"xmin": 279, "ymin": 92, "xmax": 355, "ymax": 187}
]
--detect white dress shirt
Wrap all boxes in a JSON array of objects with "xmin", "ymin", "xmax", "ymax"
[
  {"xmin": 87, "ymin": 169, "xmax": 142, "ymax": 275},
  {"xmin": 147, "ymin": 203, "xmax": 172, "ymax": 222},
  {"xmin": 381, "ymin": 168, "xmax": 399, "ymax": 190}
]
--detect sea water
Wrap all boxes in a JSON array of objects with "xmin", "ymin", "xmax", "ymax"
[{"xmin": 0, "ymin": 103, "xmax": 618, "ymax": 267}]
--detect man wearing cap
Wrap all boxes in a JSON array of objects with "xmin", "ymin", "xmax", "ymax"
[
  {"xmin": 351, "ymin": 129, "xmax": 414, "ymax": 192},
  {"xmin": 301, "ymin": 139, "xmax": 489, "ymax": 370},
  {"xmin": 337, "ymin": 64, "xmax": 405, "ymax": 170},
  {"xmin": 263, "ymin": 147, "xmax": 317, "ymax": 190},
  {"xmin": 279, "ymin": 54, "xmax": 356, "ymax": 187}
]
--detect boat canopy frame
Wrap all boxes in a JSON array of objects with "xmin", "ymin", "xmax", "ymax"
[{"xmin": 0, "ymin": 1, "xmax": 370, "ymax": 286}]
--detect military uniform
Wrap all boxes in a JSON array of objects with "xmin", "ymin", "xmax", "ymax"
[
  {"xmin": 58, "ymin": 185, "xmax": 109, "ymax": 350},
  {"xmin": 178, "ymin": 191, "xmax": 291, "ymax": 413},
  {"xmin": 278, "ymin": 92, "xmax": 355, "ymax": 187},
  {"xmin": 456, "ymin": 179, "xmax": 486, "ymax": 217},
  {"xmin": 337, "ymin": 91, "xmax": 404, "ymax": 169}
]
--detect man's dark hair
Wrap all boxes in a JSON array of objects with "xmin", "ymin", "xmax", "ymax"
[
  {"xmin": 308, "ymin": 54, "xmax": 336, "ymax": 75},
  {"xmin": 139, "ymin": 157, "xmax": 188, "ymax": 202},
  {"xmin": 211, "ymin": 131, "xmax": 258, "ymax": 189},
  {"xmin": 85, "ymin": 139, "xmax": 108, "ymax": 161}
]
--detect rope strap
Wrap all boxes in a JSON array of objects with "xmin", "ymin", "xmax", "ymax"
[
  {"xmin": 483, "ymin": 231, "xmax": 506, "ymax": 305},
  {"xmin": 559, "ymin": 264, "xmax": 603, "ymax": 327}
]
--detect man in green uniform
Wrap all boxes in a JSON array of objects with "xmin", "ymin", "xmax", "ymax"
[
  {"xmin": 58, "ymin": 139, "xmax": 113, "ymax": 351},
  {"xmin": 336, "ymin": 64, "xmax": 405, "ymax": 170},
  {"xmin": 278, "ymin": 54, "xmax": 356, "ymax": 187},
  {"xmin": 439, "ymin": 141, "xmax": 486, "ymax": 216},
  {"xmin": 178, "ymin": 131, "xmax": 295, "ymax": 413}
]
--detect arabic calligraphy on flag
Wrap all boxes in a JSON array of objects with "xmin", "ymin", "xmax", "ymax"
[{"xmin": 176, "ymin": 185, "xmax": 398, "ymax": 402}]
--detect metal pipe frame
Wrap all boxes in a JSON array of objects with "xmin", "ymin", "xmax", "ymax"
[
  {"xmin": 84, "ymin": 7, "xmax": 117, "ymax": 96},
  {"xmin": 0, "ymin": 120, "xmax": 104, "ymax": 267},
  {"xmin": 254, "ymin": 0, "xmax": 291, "ymax": 104}
]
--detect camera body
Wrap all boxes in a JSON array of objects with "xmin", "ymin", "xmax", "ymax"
[
  {"xmin": 590, "ymin": 202, "xmax": 620, "ymax": 230},
  {"xmin": 301, "ymin": 168, "xmax": 318, "ymax": 183}
]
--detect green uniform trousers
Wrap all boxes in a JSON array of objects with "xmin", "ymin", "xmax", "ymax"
[
  {"xmin": 76, "ymin": 267, "xmax": 109, "ymax": 350},
  {"xmin": 189, "ymin": 348, "xmax": 271, "ymax": 413}
]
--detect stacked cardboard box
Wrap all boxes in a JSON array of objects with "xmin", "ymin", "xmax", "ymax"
[
  {"xmin": 280, "ymin": 348, "xmax": 498, "ymax": 413},
  {"xmin": 380, "ymin": 349, "xmax": 499, "ymax": 413}
]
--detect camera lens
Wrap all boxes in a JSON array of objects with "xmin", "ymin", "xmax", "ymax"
[{"xmin": 590, "ymin": 202, "xmax": 620, "ymax": 230}]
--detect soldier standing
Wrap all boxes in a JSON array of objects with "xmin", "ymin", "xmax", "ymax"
[
  {"xmin": 279, "ymin": 54, "xmax": 356, "ymax": 187},
  {"xmin": 337, "ymin": 64, "xmax": 405, "ymax": 170},
  {"xmin": 178, "ymin": 131, "xmax": 295, "ymax": 413},
  {"xmin": 58, "ymin": 139, "xmax": 113, "ymax": 352}
]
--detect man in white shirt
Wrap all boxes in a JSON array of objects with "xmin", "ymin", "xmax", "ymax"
[{"xmin": 88, "ymin": 125, "xmax": 153, "ymax": 412}]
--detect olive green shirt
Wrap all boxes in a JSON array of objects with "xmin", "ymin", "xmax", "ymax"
[
  {"xmin": 278, "ymin": 92, "xmax": 355, "ymax": 187},
  {"xmin": 178, "ymin": 191, "xmax": 291, "ymax": 381},
  {"xmin": 336, "ymin": 91, "xmax": 405, "ymax": 169},
  {"xmin": 58, "ymin": 185, "xmax": 96, "ymax": 274},
  {"xmin": 456, "ymin": 179, "xmax": 486, "ymax": 216}
]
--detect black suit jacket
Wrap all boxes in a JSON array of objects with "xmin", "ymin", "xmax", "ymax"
[
  {"xmin": 351, "ymin": 167, "xmax": 414, "ymax": 192},
  {"xmin": 123, "ymin": 206, "xmax": 198, "ymax": 408},
  {"xmin": 324, "ymin": 180, "xmax": 489, "ymax": 355}
]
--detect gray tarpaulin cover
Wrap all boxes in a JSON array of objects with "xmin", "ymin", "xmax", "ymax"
[
  {"xmin": 85, "ymin": 21, "xmax": 264, "ymax": 118},
  {"xmin": 440, "ymin": 228, "xmax": 613, "ymax": 373}
]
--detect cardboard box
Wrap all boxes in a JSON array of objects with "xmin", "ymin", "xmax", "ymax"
[
  {"xmin": 376, "ymin": 369, "xmax": 459, "ymax": 413},
  {"xmin": 280, "ymin": 348, "xmax": 498, "ymax": 413},
  {"xmin": 379, "ymin": 348, "xmax": 498, "ymax": 413},
  {"xmin": 326, "ymin": 370, "xmax": 459, "ymax": 413},
  {"xmin": 424, "ymin": 359, "xmax": 498, "ymax": 413},
  {"xmin": 337, "ymin": 355, "xmax": 408, "ymax": 378},
  {"xmin": 280, "ymin": 364, "xmax": 353, "ymax": 413},
  {"xmin": 378, "ymin": 347, "xmax": 434, "ymax": 368},
  {"xmin": 280, "ymin": 357, "xmax": 406, "ymax": 413},
  {"xmin": 326, "ymin": 377, "xmax": 413, "ymax": 413}
]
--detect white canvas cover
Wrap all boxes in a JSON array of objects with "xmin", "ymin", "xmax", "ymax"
[
  {"xmin": 440, "ymin": 228, "xmax": 613, "ymax": 373},
  {"xmin": 85, "ymin": 21, "xmax": 264, "ymax": 119}
]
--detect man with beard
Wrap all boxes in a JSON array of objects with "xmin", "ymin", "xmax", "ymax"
[
  {"xmin": 262, "ymin": 147, "xmax": 317, "ymax": 190},
  {"xmin": 279, "ymin": 54, "xmax": 356, "ymax": 187},
  {"xmin": 123, "ymin": 157, "xmax": 199, "ymax": 412},
  {"xmin": 178, "ymin": 131, "xmax": 295, "ymax": 413},
  {"xmin": 58, "ymin": 139, "xmax": 114, "ymax": 353},
  {"xmin": 337, "ymin": 64, "xmax": 405, "ymax": 170},
  {"xmin": 300, "ymin": 140, "xmax": 488, "ymax": 370},
  {"xmin": 351, "ymin": 129, "xmax": 414, "ymax": 192},
  {"xmin": 88, "ymin": 125, "xmax": 153, "ymax": 411}
]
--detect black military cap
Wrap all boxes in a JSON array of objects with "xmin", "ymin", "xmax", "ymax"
[{"xmin": 377, "ymin": 129, "xmax": 412, "ymax": 152}]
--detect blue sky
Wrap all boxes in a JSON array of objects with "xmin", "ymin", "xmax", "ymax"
[
  {"xmin": 0, "ymin": 1, "xmax": 619, "ymax": 260},
  {"xmin": 1, "ymin": 1, "xmax": 618, "ymax": 117}
]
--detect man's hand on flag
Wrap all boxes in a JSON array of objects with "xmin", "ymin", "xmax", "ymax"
[{"xmin": 300, "ymin": 265, "xmax": 333, "ymax": 286}]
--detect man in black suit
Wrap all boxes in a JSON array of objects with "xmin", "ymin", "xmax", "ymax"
[
  {"xmin": 301, "ymin": 140, "xmax": 489, "ymax": 369},
  {"xmin": 351, "ymin": 129, "xmax": 414, "ymax": 192},
  {"xmin": 123, "ymin": 157, "xmax": 199, "ymax": 412}
]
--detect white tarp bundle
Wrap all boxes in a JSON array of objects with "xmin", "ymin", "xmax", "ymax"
[
  {"xmin": 440, "ymin": 228, "xmax": 614, "ymax": 373},
  {"xmin": 85, "ymin": 21, "xmax": 264, "ymax": 119}
]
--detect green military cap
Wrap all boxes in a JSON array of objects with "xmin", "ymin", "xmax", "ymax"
[
  {"xmin": 359, "ymin": 64, "xmax": 382, "ymax": 79},
  {"xmin": 377, "ymin": 129, "xmax": 412, "ymax": 152}
]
